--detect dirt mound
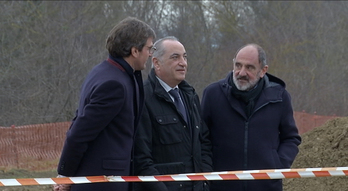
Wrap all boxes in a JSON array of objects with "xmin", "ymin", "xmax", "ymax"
[{"xmin": 283, "ymin": 117, "xmax": 348, "ymax": 191}]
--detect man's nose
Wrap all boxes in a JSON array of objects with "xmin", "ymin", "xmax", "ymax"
[
  {"xmin": 239, "ymin": 66, "xmax": 248, "ymax": 76},
  {"xmin": 179, "ymin": 58, "xmax": 187, "ymax": 66}
]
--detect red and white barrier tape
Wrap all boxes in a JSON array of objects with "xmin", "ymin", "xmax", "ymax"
[{"xmin": 1, "ymin": 167, "xmax": 348, "ymax": 186}]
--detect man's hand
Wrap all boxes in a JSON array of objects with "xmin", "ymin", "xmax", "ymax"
[
  {"xmin": 53, "ymin": 175, "xmax": 70, "ymax": 191},
  {"xmin": 53, "ymin": 184, "xmax": 71, "ymax": 191}
]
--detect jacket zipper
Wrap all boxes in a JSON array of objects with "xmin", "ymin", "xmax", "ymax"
[{"xmin": 244, "ymin": 121, "xmax": 249, "ymax": 169}]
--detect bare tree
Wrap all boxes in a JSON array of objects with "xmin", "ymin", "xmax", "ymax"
[
  {"xmin": 0, "ymin": 1, "xmax": 124, "ymax": 125},
  {"xmin": 2, "ymin": 1, "xmax": 348, "ymax": 127}
]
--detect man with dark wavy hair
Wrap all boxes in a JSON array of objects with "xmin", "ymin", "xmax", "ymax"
[{"xmin": 55, "ymin": 17, "xmax": 155, "ymax": 191}]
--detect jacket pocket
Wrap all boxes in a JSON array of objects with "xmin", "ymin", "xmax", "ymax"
[
  {"xmin": 102, "ymin": 159, "xmax": 128, "ymax": 170},
  {"xmin": 271, "ymin": 149, "xmax": 282, "ymax": 168},
  {"xmin": 154, "ymin": 162, "xmax": 185, "ymax": 174},
  {"xmin": 156, "ymin": 115, "xmax": 183, "ymax": 145}
]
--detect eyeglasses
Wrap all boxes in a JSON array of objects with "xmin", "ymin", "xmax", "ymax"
[{"xmin": 147, "ymin": 46, "xmax": 156, "ymax": 54}]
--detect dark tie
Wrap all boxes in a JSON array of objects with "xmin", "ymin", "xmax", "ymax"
[{"xmin": 169, "ymin": 88, "xmax": 187, "ymax": 122}]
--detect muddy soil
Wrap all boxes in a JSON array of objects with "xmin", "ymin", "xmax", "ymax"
[{"xmin": 283, "ymin": 117, "xmax": 348, "ymax": 191}]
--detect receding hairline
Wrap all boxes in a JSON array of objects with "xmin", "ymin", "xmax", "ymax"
[{"xmin": 234, "ymin": 43, "xmax": 267, "ymax": 67}]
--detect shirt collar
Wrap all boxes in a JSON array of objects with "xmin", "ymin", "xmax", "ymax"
[{"xmin": 156, "ymin": 76, "xmax": 178, "ymax": 93}]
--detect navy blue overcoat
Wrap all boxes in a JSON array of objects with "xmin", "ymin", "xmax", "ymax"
[
  {"xmin": 57, "ymin": 56, "xmax": 144, "ymax": 191},
  {"xmin": 201, "ymin": 73, "xmax": 301, "ymax": 191}
]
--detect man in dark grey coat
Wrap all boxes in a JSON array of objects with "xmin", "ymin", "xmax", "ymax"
[
  {"xmin": 54, "ymin": 17, "xmax": 155, "ymax": 191},
  {"xmin": 201, "ymin": 44, "xmax": 301, "ymax": 191},
  {"xmin": 134, "ymin": 36, "xmax": 213, "ymax": 191}
]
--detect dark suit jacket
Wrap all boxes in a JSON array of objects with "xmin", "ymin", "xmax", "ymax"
[
  {"xmin": 57, "ymin": 56, "xmax": 144, "ymax": 191},
  {"xmin": 134, "ymin": 69, "xmax": 212, "ymax": 191}
]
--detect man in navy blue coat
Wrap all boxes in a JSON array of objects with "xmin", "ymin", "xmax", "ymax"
[
  {"xmin": 54, "ymin": 17, "xmax": 156, "ymax": 191},
  {"xmin": 201, "ymin": 44, "xmax": 301, "ymax": 191}
]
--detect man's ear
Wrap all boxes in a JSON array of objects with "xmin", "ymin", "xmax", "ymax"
[
  {"xmin": 131, "ymin": 47, "xmax": 139, "ymax": 58},
  {"xmin": 260, "ymin": 65, "xmax": 268, "ymax": 78},
  {"xmin": 153, "ymin": 57, "xmax": 160, "ymax": 70}
]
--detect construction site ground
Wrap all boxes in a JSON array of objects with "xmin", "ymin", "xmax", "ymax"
[{"xmin": 1, "ymin": 117, "xmax": 348, "ymax": 191}]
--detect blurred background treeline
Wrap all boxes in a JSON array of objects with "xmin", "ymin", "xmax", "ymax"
[{"xmin": 1, "ymin": 0, "xmax": 347, "ymax": 126}]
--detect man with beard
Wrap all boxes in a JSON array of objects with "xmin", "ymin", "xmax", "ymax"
[{"xmin": 201, "ymin": 43, "xmax": 301, "ymax": 191}]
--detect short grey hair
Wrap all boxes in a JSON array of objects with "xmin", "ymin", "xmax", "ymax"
[{"xmin": 151, "ymin": 36, "xmax": 179, "ymax": 67}]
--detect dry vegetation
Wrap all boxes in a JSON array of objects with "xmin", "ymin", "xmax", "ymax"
[{"xmin": 1, "ymin": 117, "xmax": 348, "ymax": 191}]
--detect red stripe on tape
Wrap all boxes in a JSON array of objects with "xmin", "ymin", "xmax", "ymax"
[
  {"xmin": 52, "ymin": 177, "xmax": 74, "ymax": 184},
  {"xmin": 282, "ymin": 172, "xmax": 301, "ymax": 178},
  {"xmin": 17, "ymin": 179, "xmax": 38, "ymax": 186},
  {"xmin": 86, "ymin": 176, "xmax": 108, "ymax": 183},
  {"xmin": 313, "ymin": 171, "xmax": 330, "ymax": 177},
  {"xmin": 187, "ymin": 175, "xmax": 208, "ymax": 181},
  {"xmin": 122, "ymin": 176, "xmax": 142, "ymax": 182},
  {"xmin": 219, "ymin": 174, "xmax": 239, "ymax": 180},
  {"xmin": 251, "ymin": 173, "xmax": 270, "ymax": 180},
  {"xmin": 155, "ymin": 176, "xmax": 175, "ymax": 182}
]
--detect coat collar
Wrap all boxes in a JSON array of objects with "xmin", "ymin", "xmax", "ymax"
[
  {"xmin": 220, "ymin": 72, "xmax": 285, "ymax": 119},
  {"xmin": 222, "ymin": 72, "xmax": 285, "ymax": 90},
  {"xmin": 148, "ymin": 68, "xmax": 195, "ymax": 100},
  {"xmin": 108, "ymin": 55, "xmax": 135, "ymax": 78}
]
